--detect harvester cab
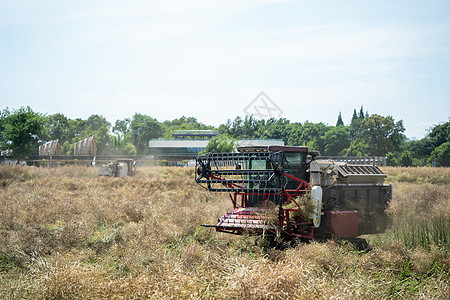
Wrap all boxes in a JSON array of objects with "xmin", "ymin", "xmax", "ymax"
[{"xmin": 195, "ymin": 146, "xmax": 392, "ymax": 243}]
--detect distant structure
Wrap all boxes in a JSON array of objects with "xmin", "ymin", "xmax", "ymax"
[
  {"xmin": 148, "ymin": 130, "xmax": 283, "ymax": 159},
  {"xmin": 39, "ymin": 139, "xmax": 62, "ymax": 156},
  {"xmin": 172, "ymin": 130, "xmax": 219, "ymax": 139},
  {"xmin": 0, "ymin": 149, "xmax": 17, "ymax": 165},
  {"xmin": 1, "ymin": 149, "xmax": 12, "ymax": 156},
  {"xmin": 74, "ymin": 136, "xmax": 97, "ymax": 156}
]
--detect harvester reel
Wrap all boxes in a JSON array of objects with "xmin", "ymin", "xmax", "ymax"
[{"xmin": 195, "ymin": 158, "xmax": 212, "ymax": 181}]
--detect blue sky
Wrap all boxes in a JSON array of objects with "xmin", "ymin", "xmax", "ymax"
[{"xmin": 0, "ymin": 0, "xmax": 449, "ymax": 139}]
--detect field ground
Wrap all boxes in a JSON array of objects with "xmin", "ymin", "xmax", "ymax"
[{"xmin": 0, "ymin": 166, "xmax": 449, "ymax": 299}]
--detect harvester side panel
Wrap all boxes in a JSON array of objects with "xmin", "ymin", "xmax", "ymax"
[{"xmin": 322, "ymin": 184, "xmax": 392, "ymax": 235}]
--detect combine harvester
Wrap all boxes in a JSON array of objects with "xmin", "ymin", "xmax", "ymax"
[{"xmin": 195, "ymin": 146, "xmax": 392, "ymax": 248}]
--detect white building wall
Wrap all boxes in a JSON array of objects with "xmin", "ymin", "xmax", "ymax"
[
  {"xmin": 148, "ymin": 139, "xmax": 209, "ymax": 148},
  {"xmin": 237, "ymin": 140, "xmax": 284, "ymax": 147}
]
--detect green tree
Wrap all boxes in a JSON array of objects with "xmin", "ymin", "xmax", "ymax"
[
  {"xmin": 428, "ymin": 122, "xmax": 449, "ymax": 148},
  {"xmin": 110, "ymin": 118, "xmax": 135, "ymax": 154},
  {"xmin": 351, "ymin": 109, "xmax": 358, "ymax": 122},
  {"xmin": 65, "ymin": 118, "xmax": 89, "ymax": 144},
  {"xmin": 130, "ymin": 114, "xmax": 162, "ymax": 154},
  {"xmin": 348, "ymin": 106, "xmax": 368, "ymax": 141},
  {"xmin": 405, "ymin": 138, "xmax": 434, "ymax": 160},
  {"xmin": 286, "ymin": 122, "xmax": 303, "ymax": 146},
  {"xmin": 386, "ymin": 152, "xmax": 399, "ymax": 166},
  {"xmin": 110, "ymin": 133, "xmax": 125, "ymax": 155},
  {"xmin": 298, "ymin": 122, "xmax": 329, "ymax": 154},
  {"xmin": 401, "ymin": 122, "xmax": 448, "ymax": 166},
  {"xmin": 241, "ymin": 115, "xmax": 260, "ymax": 139},
  {"xmin": 358, "ymin": 106, "xmax": 365, "ymax": 119},
  {"xmin": 202, "ymin": 134, "xmax": 237, "ymax": 153},
  {"xmin": 399, "ymin": 150, "xmax": 413, "ymax": 167},
  {"xmin": 44, "ymin": 113, "xmax": 71, "ymax": 142},
  {"xmin": 161, "ymin": 116, "xmax": 214, "ymax": 138},
  {"xmin": 360, "ymin": 114, "xmax": 405, "ymax": 156},
  {"xmin": 344, "ymin": 140, "xmax": 369, "ymax": 156},
  {"xmin": 85, "ymin": 114, "xmax": 110, "ymax": 132},
  {"xmin": 223, "ymin": 116, "xmax": 244, "ymax": 138},
  {"xmin": 349, "ymin": 112, "xmax": 362, "ymax": 141},
  {"xmin": 323, "ymin": 126, "xmax": 350, "ymax": 155},
  {"xmin": 336, "ymin": 112, "xmax": 344, "ymax": 126},
  {"xmin": 124, "ymin": 143, "xmax": 137, "ymax": 155},
  {"xmin": 217, "ymin": 123, "xmax": 229, "ymax": 135},
  {"xmin": 0, "ymin": 106, "xmax": 46, "ymax": 158},
  {"xmin": 165, "ymin": 116, "xmax": 210, "ymax": 129},
  {"xmin": 430, "ymin": 142, "xmax": 450, "ymax": 167},
  {"xmin": 258, "ymin": 118, "xmax": 291, "ymax": 142},
  {"xmin": 0, "ymin": 108, "xmax": 11, "ymax": 150},
  {"xmin": 62, "ymin": 140, "xmax": 72, "ymax": 155},
  {"xmin": 113, "ymin": 118, "xmax": 131, "ymax": 136},
  {"xmin": 79, "ymin": 115, "xmax": 111, "ymax": 155}
]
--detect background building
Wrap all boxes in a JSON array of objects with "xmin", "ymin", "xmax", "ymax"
[{"xmin": 148, "ymin": 130, "xmax": 283, "ymax": 159}]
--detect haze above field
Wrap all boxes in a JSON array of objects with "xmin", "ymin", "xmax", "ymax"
[{"xmin": 1, "ymin": 0, "xmax": 449, "ymax": 139}]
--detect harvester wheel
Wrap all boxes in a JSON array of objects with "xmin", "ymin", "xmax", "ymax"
[
  {"xmin": 256, "ymin": 235, "xmax": 288, "ymax": 250},
  {"xmin": 345, "ymin": 238, "xmax": 368, "ymax": 251}
]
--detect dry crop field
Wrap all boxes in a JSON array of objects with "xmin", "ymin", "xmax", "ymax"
[{"xmin": 0, "ymin": 165, "xmax": 448, "ymax": 299}]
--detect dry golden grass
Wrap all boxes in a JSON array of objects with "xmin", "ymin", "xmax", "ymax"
[
  {"xmin": 382, "ymin": 166, "xmax": 450, "ymax": 185},
  {"xmin": 386, "ymin": 182, "xmax": 449, "ymax": 248},
  {"xmin": 0, "ymin": 165, "xmax": 448, "ymax": 299},
  {"xmin": 379, "ymin": 166, "xmax": 449, "ymax": 250}
]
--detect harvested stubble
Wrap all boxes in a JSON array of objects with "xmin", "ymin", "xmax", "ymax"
[{"xmin": 0, "ymin": 165, "xmax": 448, "ymax": 299}]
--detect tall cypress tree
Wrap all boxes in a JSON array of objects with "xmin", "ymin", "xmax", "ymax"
[
  {"xmin": 336, "ymin": 112, "xmax": 344, "ymax": 126},
  {"xmin": 352, "ymin": 109, "xmax": 358, "ymax": 122},
  {"xmin": 350, "ymin": 108, "xmax": 361, "ymax": 141},
  {"xmin": 359, "ymin": 106, "xmax": 365, "ymax": 119}
]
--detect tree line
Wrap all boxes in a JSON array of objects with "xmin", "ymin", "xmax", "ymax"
[{"xmin": 0, "ymin": 106, "xmax": 448, "ymax": 166}]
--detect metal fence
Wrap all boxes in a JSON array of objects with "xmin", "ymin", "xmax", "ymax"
[{"xmin": 317, "ymin": 156, "xmax": 387, "ymax": 166}]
